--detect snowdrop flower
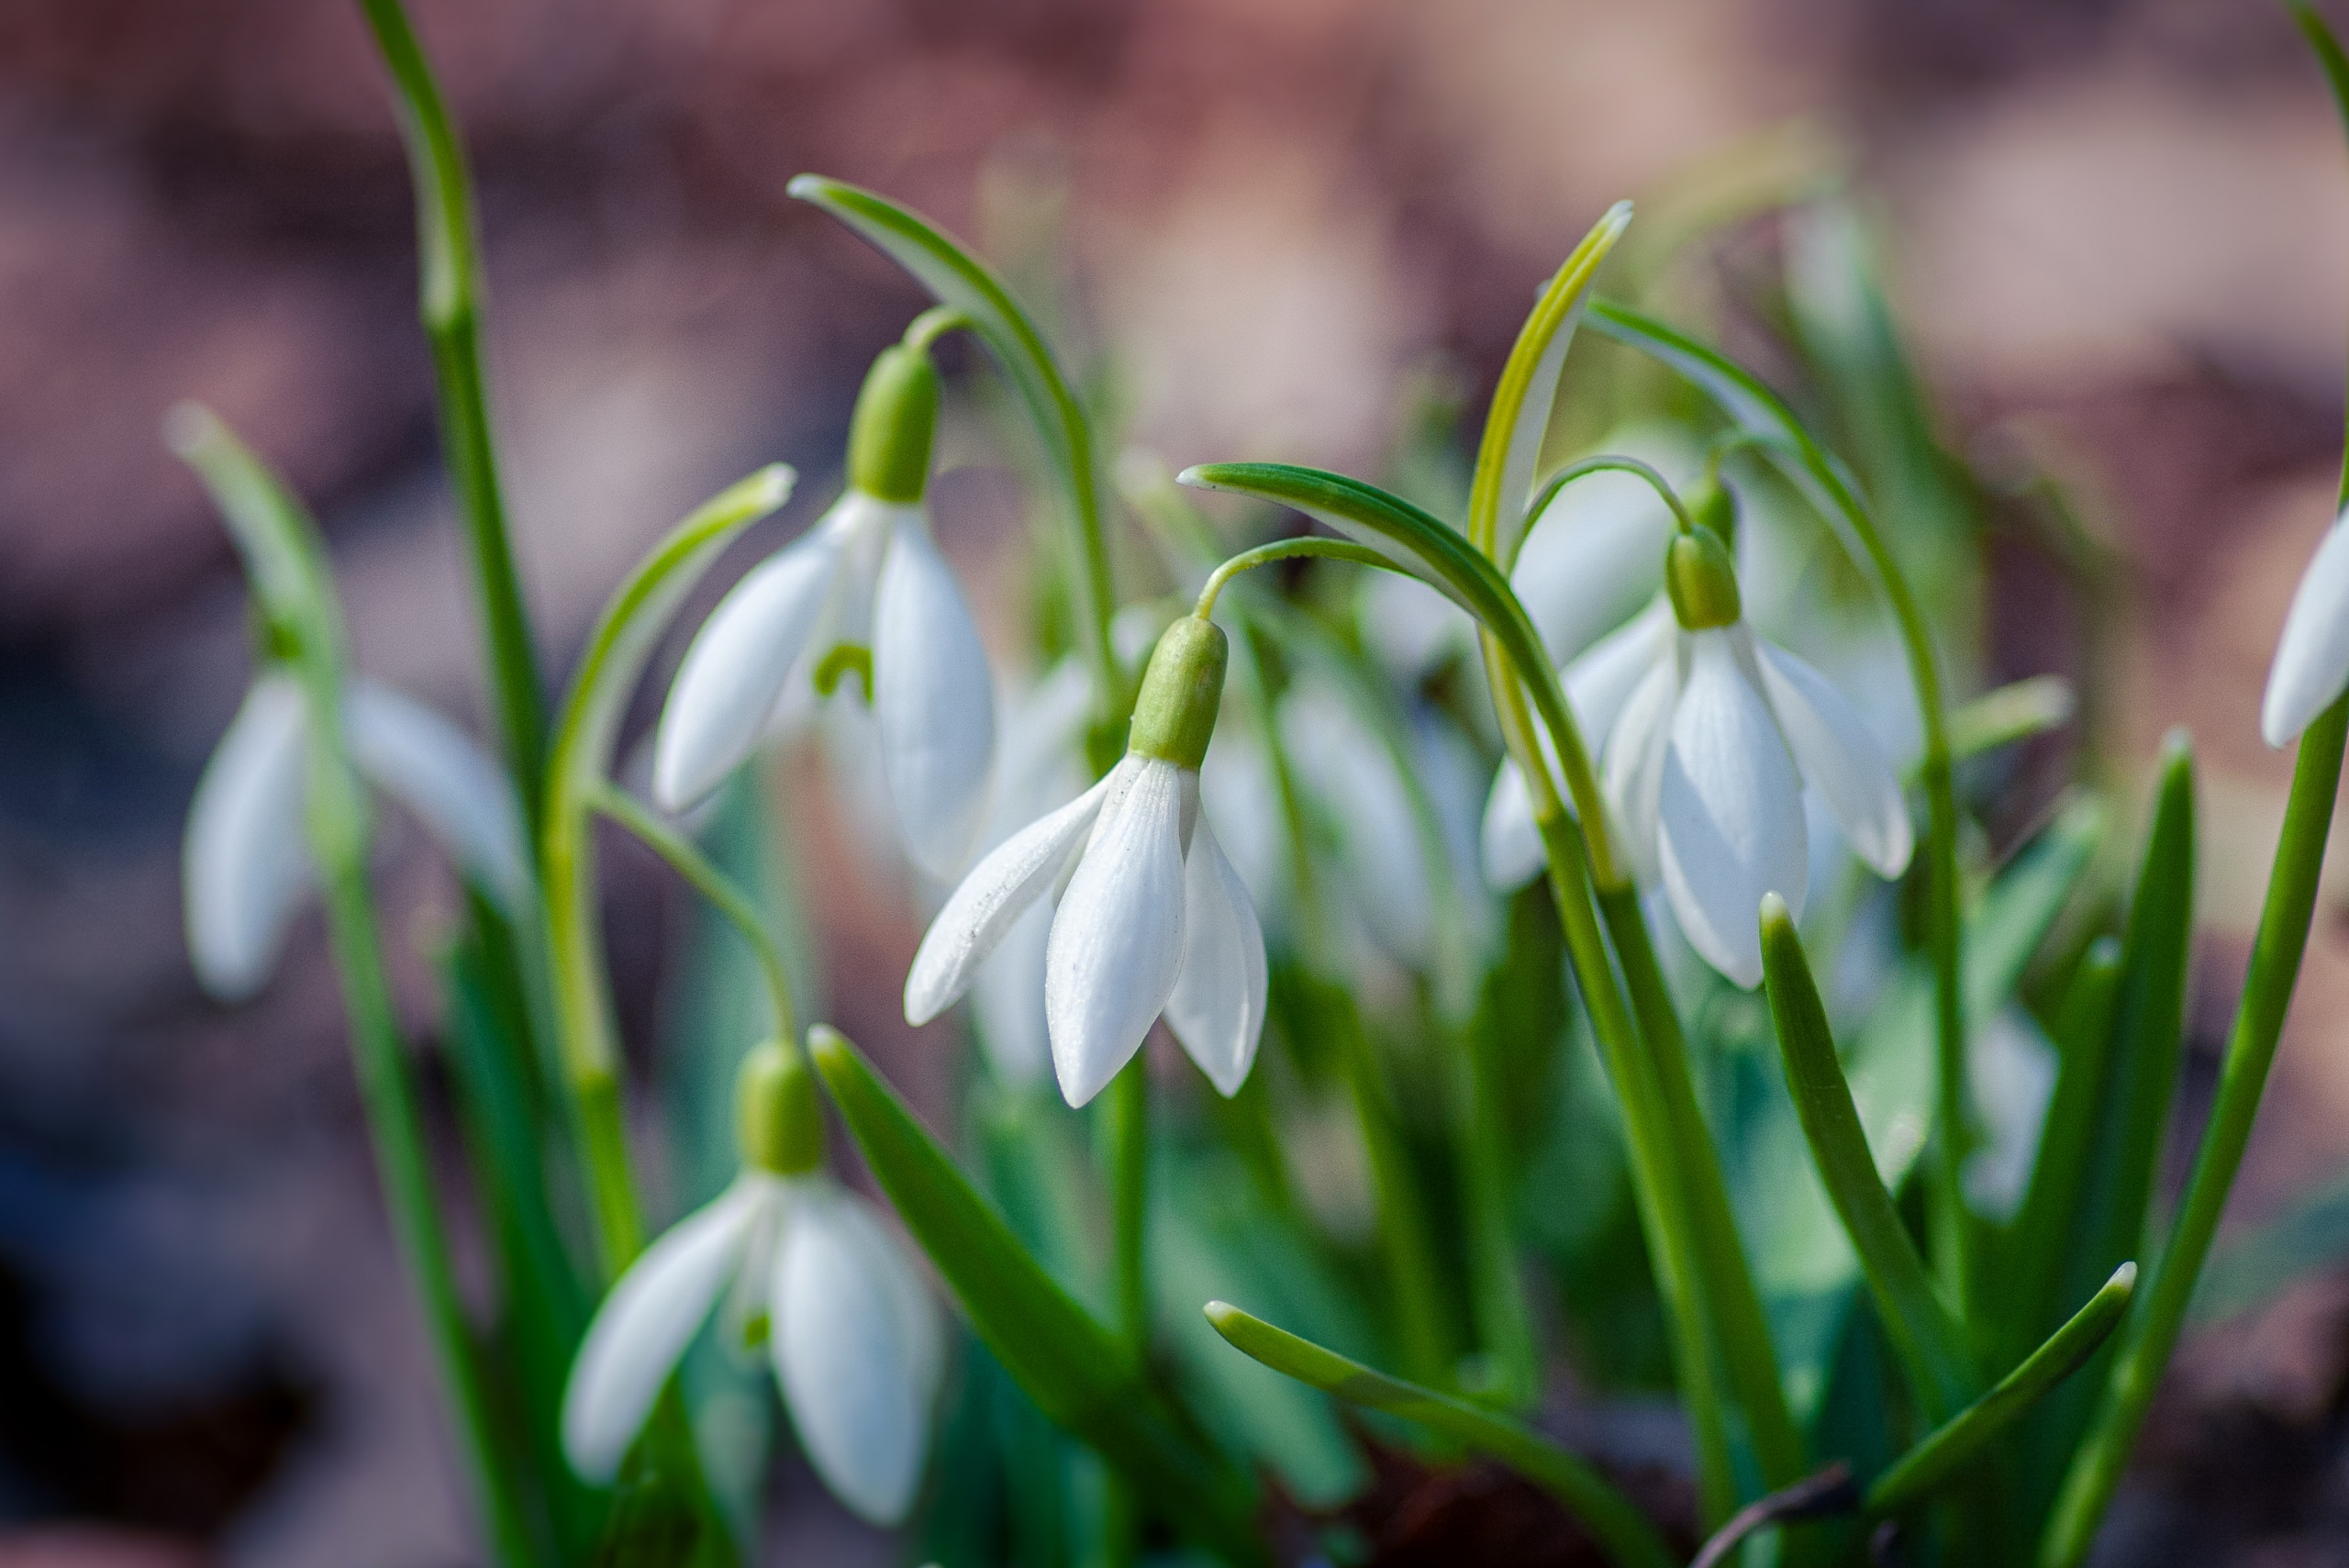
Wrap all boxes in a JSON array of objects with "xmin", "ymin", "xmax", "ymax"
[
  {"xmin": 562, "ymin": 1040, "xmax": 942, "ymax": 1526},
  {"xmin": 1484, "ymin": 491, "xmax": 1913, "ymax": 986},
  {"xmin": 1511, "ymin": 424, "xmax": 1697, "ymax": 668},
  {"xmin": 651, "ymin": 334, "xmax": 996, "ymax": 879},
  {"xmin": 968, "ymin": 659, "xmax": 1096, "ymax": 1086},
  {"xmin": 905, "ymin": 617, "xmax": 1267, "ymax": 1107},
  {"xmin": 1279, "ymin": 679, "xmax": 1440, "ymax": 967},
  {"xmin": 184, "ymin": 670, "xmax": 528, "ymax": 1000},
  {"xmin": 2261, "ymin": 507, "xmax": 2349, "ymax": 746}
]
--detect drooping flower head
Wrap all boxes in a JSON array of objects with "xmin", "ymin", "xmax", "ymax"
[
  {"xmin": 1484, "ymin": 480, "xmax": 1913, "ymax": 986},
  {"xmin": 562, "ymin": 1040, "xmax": 942, "ymax": 1526},
  {"xmin": 2261, "ymin": 506, "xmax": 2349, "ymax": 748},
  {"xmin": 184, "ymin": 670, "xmax": 529, "ymax": 1000},
  {"xmin": 905, "ymin": 616, "xmax": 1268, "ymax": 1107},
  {"xmin": 653, "ymin": 331, "xmax": 996, "ymax": 879}
]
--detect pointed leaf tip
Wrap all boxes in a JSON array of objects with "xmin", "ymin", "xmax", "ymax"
[{"xmin": 162, "ymin": 401, "xmax": 219, "ymax": 458}]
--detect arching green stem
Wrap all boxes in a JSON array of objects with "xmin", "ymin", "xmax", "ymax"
[
  {"xmin": 587, "ymin": 781, "xmax": 800, "ymax": 1058},
  {"xmin": 1515, "ymin": 454, "xmax": 1698, "ymax": 567},
  {"xmin": 1195, "ymin": 537, "xmax": 1396, "ymax": 618},
  {"xmin": 351, "ymin": 0, "xmax": 546, "ymax": 829}
]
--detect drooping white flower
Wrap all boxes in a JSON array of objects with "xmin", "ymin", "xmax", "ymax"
[
  {"xmin": 184, "ymin": 670, "xmax": 529, "ymax": 1000},
  {"xmin": 905, "ymin": 617, "xmax": 1267, "ymax": 1107},
  {"xmin": 2261, "ymin": 509, "xmax": 2349, "ymax": 747},
  {"xmin": 652, "ymin": 340, "xmax": 996, "ymax": 880},
  {"xmin": 562, "ymin": 1042, "xmax": 943, "ymax": 1526},
  {"xmin": 1483, "ymin": 519, "xmax": 1912, "ymax": 987},
  {"xmin": 968, "ymin": 659, "xmax": 1097, "ymax": 1087}
]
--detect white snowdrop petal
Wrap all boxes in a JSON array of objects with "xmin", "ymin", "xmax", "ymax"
[
  {"xmin": 770, "ymin": 1188, "xmax": 941, "ymax": 1527},
  {"xmin": 344, "ymin": 680, "xmax": 531, "ymax": 908},
  {"xmin": 1516, "ymin": 481, "xmax": 1675, "ymax": 669},
  {"xmin": 1045, "ymin": 757, "xmax": 1188, "ymax": 1107},
  {"xmin": 1479, "ymin": 760, "xmax": 1546, "ymax": 892},
  {"xmin": 904, "ymin": 765, "xmax": 1122, "ymax": 1025},
  {"xmin": 1281, "ymin": 684, "xmax": 1429, "ymax": 962},
  {"xmin": 1564, "ymin": 599, "xmax": 1674, "ymax": 744},
  {"xmin": 1601, "ymin": 660, "xmax": 1680, "ymax": 887},
  {"xmin": 2262, "ymin": 516, "xmax": 2349, "ymax": 747},
  {"xmin": 562, "ymin": 1179, "xmax": 772, "ymax": 1485},
  {"xmin": 969, "ymin": 897, "xmax": 1053, "ymax": 1086},
  {"xmin": 874, "ymin": 514, "xmax": 997, "ymax": 879},
  {"xmin": 652, "ymin": 527, "xmax": 841, "ymax": 810},
  {"xmin": 1162, "ymin": 810, "xmax": 1267, "ymax": 1096},
  {"xmin": 1656, "ymin": 631, "xmax": 1809, "ymax": 988},
  {"xmin": 1753, "ymin": 639, "xmax": 1915, "ymax": 879},
  {"xmin": 184, "ymin": 673, "xmax": 313, "ymax": 1001}
]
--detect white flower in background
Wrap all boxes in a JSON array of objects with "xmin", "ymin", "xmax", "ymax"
[
  {"xmin": 905, "ymin": 617, "xmax": 1267, "ymax": 1107},
  {"xmin": 2261, "ymin": 509, "xmax": 2349, "ymax": 746},
  {"xmin": 1510, "ymin": 424, "xmax": 1698, "ymax": 669},
  {"xmin": 562, "ymin": 1043, "xmax": 942, "ymax": 1526},
  {"xmin": 184, "ymin": 670, "xmax": 528, "ymax": 1000},
  {"xmin": 1964, "ymin": 1004, "xmax": 2058, "ymax": 1222},
  {"xmin": 651, "ymin": 339, "xmax": 996, "ymax": 880},
  {"xmin": 1484, "ymin": 509, "xmax": 1912, "ymax": 987}
]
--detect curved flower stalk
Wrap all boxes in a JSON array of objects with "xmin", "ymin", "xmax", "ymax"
[
  {"xmin": 185, "ymin": 669, "xmax": 529, "ymax": 1000},
  {"xmin": 653, "ymin": 322, "xmax": 996, "ymax": 881},
  {"xmin": 2261, "ymin": 507, "xmax": 2349, "ymax": 747},
  {"xmin": 562, "ymin": 1041, "xmax": 942, "ymax": 1526},
  {"xmin": 1508, "ymin": 422, "xmax": 1699, "ymax": 664},
  {"xmin": 1485, "ymin": 485, "xmax": 1911, "ymax": 987},
  {"xmin": 906, "ymin": 617, "xmax": 1267, "ymax": 1108}
]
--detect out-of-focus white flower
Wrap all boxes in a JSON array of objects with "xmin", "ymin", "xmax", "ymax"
[
  {"xmin": 2261, "ymin": 509, "xmax": 2349, "ymax": 747},
  {"xmin": 652, "ymin": 343, "xmax": 995, "ymax": 880},
  {"xmin": 562, "ymin": 1043, "xmax": 942, "ymax": 1526},
  {"xmin": 184, "ymin": 671, "xmax": 528, "ymax": 1000},
  {"xmin": 905, "ymin": 618, "xmax": 1266, "ymax": 1107},
  {"xmin": 1483, "ymin": 521, "xmax": 1911, "ymax": 987},
  {"xmin": 968, "ymin": 660, "xmax": 1096, "ymax": 1087},
  {"xmin": 1511, "ymin": 424, "xmax": 1700, "ymax": 669},
  {"xmin": 1278, "ymin": 679, "xmax": 1434, "ymax": 967}
]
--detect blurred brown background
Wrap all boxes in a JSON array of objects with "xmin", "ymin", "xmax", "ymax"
[{"xmin": 5, "ymin": 0, "xmax": 2349, "ymax": 1562}]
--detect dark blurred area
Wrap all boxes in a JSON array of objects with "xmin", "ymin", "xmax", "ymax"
[{"xmin": 7, "ymin": 0, "xmax": 2349, "ymax": 1562}]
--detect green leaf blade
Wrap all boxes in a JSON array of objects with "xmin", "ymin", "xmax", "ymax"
[
  {"xmin": 1760, "ymin": 897, "xmax": 1976, "ymax": 1423},
  {"xmin": 809, "ymin": 1029, "xmax": 1264, "ymax": 1563},
  {"xmin": 1204, "ymin": 1302, "xmax": 1677, "ymax": 1568}
]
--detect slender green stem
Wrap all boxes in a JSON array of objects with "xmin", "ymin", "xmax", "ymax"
[
  {"xmin": 312, "ymin": 792, "xmax": 539, "ymax": 1565},
  {"xmin": 1531, "ymin": 798, "xmax": 1738, "ymax": 1523},
  {"xmin": 1870, "ymin": 1263, "xmax": 2136, "ymax": 1518},
  {"xmin": 1600, "ymin": 886, "xmax": 1809, "ymax": 1487},
  {"xmin": 1194, "ymin": 537, "xmax": 1394, "ymax": 618},
  {"xmin": 588, "ymin": 781, "xmax": 798, "ymax": 1051},
  {"xmin": 2040, "ymin": 696, "xmax": 2349, "ymax": 1566},
  {"xmin": 1206, "ymin": 1302, "xmax": 1679, "ymax": 1568},
  {"xmin": 1105, "ymin": 1059, "xmax": 1151, "ymax": 1356},
  {"xmin": 1516, "ymin": 455, "xmax": 1697, "ymax": 563},
  {"xmin": 352, "ymin": 0, "xmax": 546, "ymax": 828}
]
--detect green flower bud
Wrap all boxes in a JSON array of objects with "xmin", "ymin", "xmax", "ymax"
[
  {"xmin": 736, "ymin": 1040, "xmax": 824, "ymax": 1175},
  {"xmin": 846, "ymin": 343, "xmax": 941, "ymax": 505},
  {"xmin": 1127, "ymin": 616, "xmax": 1228, "ymax": 770},
  {"xmin": 1665, "ymin": 527, "xmax": 1742, "ymax": 630}
]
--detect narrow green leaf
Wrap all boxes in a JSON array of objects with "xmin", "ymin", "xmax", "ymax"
[
  {"xmin": 2291, "ymin": 0, "xmax": 2349, "ymax": 143},
  {"xmin": 1944, "ymin": 676, "xmax": 2076, "ymax": 768},
  {"xmin": 1866, "ymin": 1263, "xmax": 2135, "ymax": 1517},
  {"xmin": 786, "ymin": 174, "xmax": 1119, "ymax": 709},
  {"xmin": 1204, "ymin": 1303, "xmax": 1677, "ymax": 1568},
  {"xmin": 1760, "ymin": 896, "xmax": 1976, "ymax": 1423},
  {"xmin": 2000, "ymin": 935, "xmax": 2125, "ymax": 1363},
  {"xmin": 808, "ymin": 1029, "xmax": 1264, "ymax": 1564},
  {"xmin": 541, "ymin": 463, "xmax": 793, "ymax": 1082},
  {"xmin": 540, "ymin": 464, "xmax": 792, "ymax": 1271},
  {"xmin": 2017, "ymin": 737, "xmax": 2196, "ymax": 1528},
  {"xmin": 1464, "ymin": 201, "xmax": 1634, "ymax": 565}
]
